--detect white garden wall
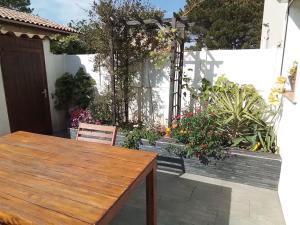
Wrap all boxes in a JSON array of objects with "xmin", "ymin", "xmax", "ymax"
[
  {"xmin": 183, "ymin": 48, "xmax": 282, "ymax": 100},
  {"xmin": 277, "ymin": 1, "xmax": 300, "ymax": 224},
  {"xmin": 43, "ymin": 40, "xmax": 67, "ymax": 132},
  {"xmin": 0, "ymin": 42, "xmax": 282, "ymax": 133},
  {"xmin": 53, "ymin": 48, "xmax": 281, "ymax": 126}
]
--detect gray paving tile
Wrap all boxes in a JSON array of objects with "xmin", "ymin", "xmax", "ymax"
[{"xmin": 110, "ymin": 172, "xmax": 285, "ymax": 225}]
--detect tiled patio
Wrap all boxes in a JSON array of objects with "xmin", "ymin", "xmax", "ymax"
[{"xmin": 111, "ymin": 172, "xmax": 285, "ymax": 225}]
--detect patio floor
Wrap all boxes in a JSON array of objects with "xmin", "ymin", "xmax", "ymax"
[{"xmin": 110, "ymin": 172, "xmax": 285, "ymax": 225}]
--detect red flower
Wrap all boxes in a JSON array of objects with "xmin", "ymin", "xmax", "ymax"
[{"xmin": 175, "ymin": 115, "xmax": 181, "ymax": 120}]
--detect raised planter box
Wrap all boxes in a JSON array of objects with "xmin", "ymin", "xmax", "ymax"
[
  {"xmin": 136, "ymin": 139, "xmax": 281, "ymax": 190},
  {"xmin": 69, "ymin": 129, "xmax": 281, "ymax": 190}
]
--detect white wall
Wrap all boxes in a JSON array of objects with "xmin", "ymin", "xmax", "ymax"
[
  {"xmin": 183, "ymin": 49, "xmax": 282, "ymax": 101},
  {"xmin": 43, "ymin": 39, "xmax": 67, "ymax": 132},
  {"xmin": 277, "ymin": 1, "xmax": 300, "ymax": 224},
  {"xmin": 65, "ymin": 55, "xmax": 110, "ymax": 93},
  {"xmin": 0, "ymin": 64, "xmax": 10, "ymax": 135},
  {"xmin": 0, "ymin": 42, "xmax": 284, "ymax": 133},
  {"xmin": 60, "ymin": 49, "xmax": 281, "ymax": 125},
  {"xmin": 261, "ymin": 0, "xmax": 288, "ymax": 48}
]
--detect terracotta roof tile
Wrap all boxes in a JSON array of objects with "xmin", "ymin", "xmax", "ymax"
[{"xmin": 0, "ymin": 6, "xmax": 77, "ymax": 33}]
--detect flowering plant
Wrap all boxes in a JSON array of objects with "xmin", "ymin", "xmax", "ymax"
[
  {"xmin": 69, "ymin": 108, "xmax": 101, "ymax": 128},
  {"xmin": 268, "ymin": 76, "xmax": 287, "ymax": 106},
  {"xmin": 172, "ymin": 109, "xmax": 230, "ymax": 163}
]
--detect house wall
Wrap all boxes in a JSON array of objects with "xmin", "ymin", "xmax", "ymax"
[
  {"xmin": 261, "ymin": 0, "xmax": 288, "ymax": 48},
  {"xmin": 277, "ymin": 1, "xmax": 300, "ymax": 224},
  {"xmin": 0, "ymin": 64, "xmax": 10, "ymax": 135}
]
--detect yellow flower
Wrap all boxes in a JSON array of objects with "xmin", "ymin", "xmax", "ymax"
[
  {"xmin": 166, "ymin": 127, "xmax": 171, "ymax": 132},
  {"xmin": 268, "ymin": 93, "xmax": 280, "ymax": 105},
  {"xmin": 271, "ymin": 86, "xmax": 284, "ymax": 94},
  {"xmin": 277, "ymin": 76, "xmax": 287, "ymax": 84},
  {"xmin": 253, "ymin": 142, "xmax": 261, "ymax": 151}
]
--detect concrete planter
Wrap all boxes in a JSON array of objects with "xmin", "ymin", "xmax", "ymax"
[
  {"xmin": 69, "ymin": 132, "xmax": 281, "ymax": 190},
  {"xmin": 134, "ymin": 139, "xmax": 282, "ymax": 190},
  {"xmin": 182, "ymin": 150, "xmax": 281, "ymax": 190}
]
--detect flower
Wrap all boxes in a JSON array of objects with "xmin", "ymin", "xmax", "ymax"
[
  {"xmin": 253, "ymin": 142, "xmax": 261, "ymax": 151},
  {"xmin": 165, "ymin": 127, "xmax": 171, "ymax": 134},
  {"xmin": 172, "ymin": 123, "xmax": 178, "ymax": 129},
  {"xmin": 268, "ymin": 93, "xmax": 280, "ymax": 105},
  {"xmin": 277, "ymin": 76, "xmax": 287, "ymax": 84},
  {"xmin": 175, "ymin": 115, "xmax": 181, "ymax": 120},
  {"xmin": 70, "ymin": 108, "xmax": 95, "ymax": 128},
  {"xmin": 271, "ymin": 86, "xmax": 284, "ymax": 94}
]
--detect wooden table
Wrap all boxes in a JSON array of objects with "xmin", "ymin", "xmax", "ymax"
[{"xmin": 0, "ymin": 132, "xmax": 157, "ymax": 225}]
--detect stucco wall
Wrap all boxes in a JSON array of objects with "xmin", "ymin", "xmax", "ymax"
[
  {"xmin": 43, "ymin": 39, "xmax": 67, "ymax": 132},
  {"xmin": 183, "ymin": 48, "xmax": 282, "ymax": 100},
  {"xmin": 0, "ymin": 64, "xmax": 10, "ymax": 135},
  {"xmin": 261, "ymin": 0, "xmax": 288, "ymax": 48},
  {"xmin": 62, "ymin": 49, "xmax": 281, "ymax": 125},
  {"xmin": 0, "ymin": 41, "xmax": 285, "ymax": 133},
  {"xmin": 277, "ymin": 1, "xmax": 300, "ymax": 224}
]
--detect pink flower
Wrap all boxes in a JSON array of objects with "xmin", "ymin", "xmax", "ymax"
[{"xmin": 70, "ymin": 108, "xmax": 95, "ymax": 128}]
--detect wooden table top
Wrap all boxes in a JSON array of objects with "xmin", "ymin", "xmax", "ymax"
[{"xmin": 0, "ymin": 132, "xmax": 157, "ymax": 225}]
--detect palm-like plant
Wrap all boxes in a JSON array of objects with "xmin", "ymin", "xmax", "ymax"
[{"xmin": 209, "ymin": 77, "xmax": 278, "ymax": 152}]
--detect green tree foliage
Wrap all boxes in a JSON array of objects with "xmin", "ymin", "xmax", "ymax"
[
  {"xmin": 0, "ymin": 0, "xmax": 33, "ymax": 13},
  {"xmin": 182, "ymin": 0, "xmax": 264, "ymax": 50},
  {"xmin": 50, "ymin": 20, "xmax": 96, "ymax": 54},
  {"xmin": 88, "ymin": 0, "xmax": 163, "ymax": 123}
]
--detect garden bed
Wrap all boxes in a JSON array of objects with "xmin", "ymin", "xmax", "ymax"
[
  {"xmin": 119, "ymin": 135, "xmax": 282, "ymax": 190},
  {"xmin": 69, "ymin": 129, "xmax": 281, "ymax": 190}
]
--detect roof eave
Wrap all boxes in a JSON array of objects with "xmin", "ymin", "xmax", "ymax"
[{"xmin": 0, "ymin": 17, "xmax": 78, "ymax": 35}]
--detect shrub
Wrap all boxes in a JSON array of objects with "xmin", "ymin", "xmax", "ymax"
[
  {"xmin": 73, "ymin": 68, "xmax": 96, "ymax": 108},
  {"xmin": 54, "ymin": 73, "xmax": 74, "ymax": 110},
  {"xmin": 178, "ymin": 75, "xmax": 279, "ymax": 154},
  {"xmin": 89, "ymin": 90, "xmax": 112, "ymax": 123},
  {"xmin": 54, "ymin": 68, "xmax": 96, "ymax": 111},
  {"xmin": 123, "ymin": 128, "xmax": 162, "ymax": 150},
  {"xmin": 172, "ymin": 109, "xmax": 230, "ymax": 162},
  {"xmin": 209, "ymin": 76, "xmax": 278, "ymax": 152}
]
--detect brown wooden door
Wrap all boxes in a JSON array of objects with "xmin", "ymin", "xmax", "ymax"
[{"xmin": 0, "ymin": 35, "xmax": 52, "ymax": 134}]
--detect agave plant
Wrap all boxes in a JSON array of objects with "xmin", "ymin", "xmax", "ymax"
[
  {"xmin": 209, "ymin": 77, "xmax": 279, "ymax": 152},
  {"xmin": 211, "ymin": 85, "xmax": 266, "ymax": 138}
]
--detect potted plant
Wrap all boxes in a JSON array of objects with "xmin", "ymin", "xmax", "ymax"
[
  {"xmin": 288, "ymin": 61, "xmax": 298, "ymax": 91},
  {"xmin": 69, "ymin": 108, "xmax": 101, "ymax": 139},
  {"xmin": 53, "ymin": 67, "xmax": 96, "ymax": 137}
]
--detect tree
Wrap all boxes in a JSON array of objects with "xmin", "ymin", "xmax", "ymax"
[
  {"xmin": 0, "ymin": 0, "xmax": 33, "ymax": 13},
  {"xmin": 181, "ymin": 0, "xmax": 264, "ymax": 50},
  {"xmin": 86, "ymin": 0, "xmax": 163, "ymax": 124}
]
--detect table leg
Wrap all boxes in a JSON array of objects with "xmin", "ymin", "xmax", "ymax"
[{"xmin": 146, "ymin": 162, "xmax": 157, "ymax": 225}]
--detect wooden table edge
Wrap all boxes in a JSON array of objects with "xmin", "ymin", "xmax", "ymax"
[{"xmin": 96, "ymin": 155, "xmax": 158, "ymax": 225}]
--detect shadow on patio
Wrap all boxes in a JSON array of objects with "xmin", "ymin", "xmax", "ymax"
[{"xmin": 111, "ymin": 172, "xmax": 231, "ymax": 225}]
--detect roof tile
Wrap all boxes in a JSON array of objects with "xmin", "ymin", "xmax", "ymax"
[{"xmin": 0, "ymin": 6, "xmax": 77, "ymax": 33}]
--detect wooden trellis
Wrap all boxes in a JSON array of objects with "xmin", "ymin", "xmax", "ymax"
[{"xmin": 109, "ymin": 13, "xmax": 189, "ymax": 126}]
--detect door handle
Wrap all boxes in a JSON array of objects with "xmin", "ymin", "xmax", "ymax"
[{"xmin": 42, "ymin": 89, "xmax": 48, "ymax": 99}]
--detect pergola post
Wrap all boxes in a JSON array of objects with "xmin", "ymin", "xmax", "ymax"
[
  {"xmin": 168, "ymin": 15, "xmax": 178, "ymax": 127},
  {"xmin": 109, "ymin": 25, "xmax": 116, "ymax": 125}
]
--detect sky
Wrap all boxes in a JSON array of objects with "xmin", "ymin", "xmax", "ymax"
[{"xmin": 31, "ymin": 0, "xmax": 185, "ymax": 25}]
